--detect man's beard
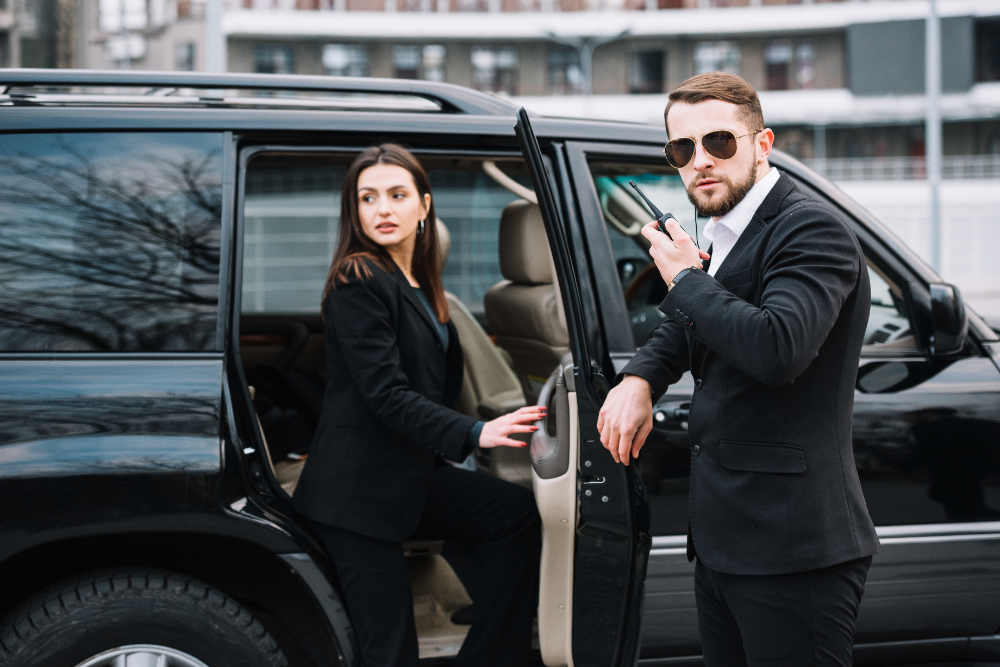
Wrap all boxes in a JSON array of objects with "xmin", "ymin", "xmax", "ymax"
[{"xmin": 685, "ymin": 157, "xmax": 758, "ymax": 218}]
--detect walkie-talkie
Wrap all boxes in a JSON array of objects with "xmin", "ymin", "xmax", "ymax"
[
  {"xmin": 628, "ymin": 180, "xmax": 700, "ymax": 248},
  {"xmin": 629, "ymin": 180, "xmax": 675, "ymax": 239}
]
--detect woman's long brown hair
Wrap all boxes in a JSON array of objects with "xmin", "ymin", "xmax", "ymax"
[{"xmin": 323, "ymin": 144, "xmax": 449, "ymax": 323}]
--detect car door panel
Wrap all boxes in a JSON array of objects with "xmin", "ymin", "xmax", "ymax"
[
  {"xmin": 565, "ymin": 142, "xmax": 701, "ymax": 656},
  {"xmin": 516, "ymin": 112, "xmax": 651, "ymax": 667},
  {"xmin": 533, "ymin": 358, "xmax": 579, "ymax": 667},
  {"xmin": 641, "ymin": 537, "xmax": 699, "ymax": 658},
  {"xmin": 851, "ymin": 355, "xmax": 1000, "ymax": 643}
]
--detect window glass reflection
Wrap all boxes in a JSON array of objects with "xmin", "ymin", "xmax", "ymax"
[{"xmin": 0, "ymin": 132, "xmax": 223, "ymax": 352}]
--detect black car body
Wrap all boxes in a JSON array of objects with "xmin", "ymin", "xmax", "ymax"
[{"xmin": 0, "ymin": 69, "xmax": 997, "ymax": 667}]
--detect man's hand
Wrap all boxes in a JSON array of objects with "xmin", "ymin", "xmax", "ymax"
[
  {"xmin": 597, "ymin": 375, "xmax": 654, "ymax": 466},
  {"xmin": 640, "ymin": 218, "xmax": 711, "ymax": 284}
]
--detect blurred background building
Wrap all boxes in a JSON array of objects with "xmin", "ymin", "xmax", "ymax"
[{"xmin": 2, "ymin": 0, "xmax": 998, "ymax": 315}]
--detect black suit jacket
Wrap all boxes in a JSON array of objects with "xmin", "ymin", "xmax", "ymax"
[
  {"xmin": 620, "ymin": 173, "xmax": 879, "ymax": 575},
  {"xmin": 292, "ymin": 258, "xmax": 476, "ymax": 542}
]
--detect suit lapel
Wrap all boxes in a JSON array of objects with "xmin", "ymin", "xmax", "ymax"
[
  {"xmin": 713, "ymin": 173, "xmax": 796, "ymax": 281},
  {"xmin": 389, "ymin": 264, "xmax": 443, "ymax": 343}
]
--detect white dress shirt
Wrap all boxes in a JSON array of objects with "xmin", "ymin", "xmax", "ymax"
[{"xmin": 702, "ymin": 167, "xmax": 780, "ymax": 278}]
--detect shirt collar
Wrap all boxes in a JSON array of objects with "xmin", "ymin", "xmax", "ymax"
[{"xmin": 703, "ymin": 167, "xmax": 780, "ymax": 243}]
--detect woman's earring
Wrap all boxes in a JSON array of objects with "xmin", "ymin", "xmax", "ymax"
[{"xmin": 418, "ymin": 219, "xmax": 426, "ymax": 235}]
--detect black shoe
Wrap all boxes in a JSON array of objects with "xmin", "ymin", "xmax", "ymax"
[{"xmin": 450, "ymin": 604, "xmax": 474, "ymax": 625}]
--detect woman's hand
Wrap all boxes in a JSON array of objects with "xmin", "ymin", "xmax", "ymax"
[{"xmin": 479, "ymin": 406, "xmax": 547, "ymax": 448}]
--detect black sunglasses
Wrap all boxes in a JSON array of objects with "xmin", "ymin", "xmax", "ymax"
[{"xmin": 663, "ymin": 130, "xmax": 761, "ymax": 169}]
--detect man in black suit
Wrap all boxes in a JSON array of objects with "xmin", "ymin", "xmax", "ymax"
[{"xmin": 598, "ymin": 72, "xmax": 879, "ymax": 666}]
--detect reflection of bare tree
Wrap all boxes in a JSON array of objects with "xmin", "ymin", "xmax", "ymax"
[
  {"xmin": 0, "ymin": 135, "xmax": 221, "ymax": 351},
  {"xmin": 0, "ymin": 397, "xmax": 219, "ymax": 445}
]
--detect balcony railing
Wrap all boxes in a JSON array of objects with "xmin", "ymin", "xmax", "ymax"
[
  {"xmin": 229, "ymin": 0, "xmax": 862, "ymax": 11},
  {"xmin": 803, "ymin": 155, "xmax": 1000, "ymax": 181}
]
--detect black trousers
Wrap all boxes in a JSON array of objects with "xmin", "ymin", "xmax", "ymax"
[
  {"xmin": 695, "ymin": 556, "xmax": 872, "ymax": 667},
  {"xmin": 310, "ymin": 463, "xmax": 541, "ymax": 667}
]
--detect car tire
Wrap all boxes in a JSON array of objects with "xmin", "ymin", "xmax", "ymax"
[{"xmin": 0, "ymin": 568, "xmax": 288, "ymax": 667}]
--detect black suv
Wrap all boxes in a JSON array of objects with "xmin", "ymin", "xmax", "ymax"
[{"xmin": 0, "ymin": 69, "xmax": 997, "ymax": 667}]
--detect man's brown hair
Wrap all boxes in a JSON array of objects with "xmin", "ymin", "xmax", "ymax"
[{"xmin": 664, "ymin": 72, "xmax": 764, "ymax": 138}]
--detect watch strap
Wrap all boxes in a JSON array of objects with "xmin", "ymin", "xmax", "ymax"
[{"xmin": 668, "ymin": 267, "xmax": 698, "ymax": 291}]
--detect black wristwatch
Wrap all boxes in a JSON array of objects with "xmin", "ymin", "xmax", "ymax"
[{"xmin": 667, "ymin": 267, "xmax": 699, "ymax": 292}]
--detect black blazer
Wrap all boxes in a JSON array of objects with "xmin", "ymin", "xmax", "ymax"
[
  {"xmin": 292, "ymin": 258, "xmax": 476, "ymax": 542},
  {"xmin": 620, "ymin": 174, "xmax": 879, "ymax": 575}
]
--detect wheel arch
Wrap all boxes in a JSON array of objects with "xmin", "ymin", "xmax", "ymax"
[{"xmin": 0, "ymin": 531, "xmax": 350, "ymax": 667}]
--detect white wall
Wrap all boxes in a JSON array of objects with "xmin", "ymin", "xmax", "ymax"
[{"xmin": 836, "ymin": 179, "xmax": 1000, "ymax": 320}]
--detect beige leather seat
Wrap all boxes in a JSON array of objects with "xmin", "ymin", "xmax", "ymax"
[
  {"xmin": 482, "ymin": 200, "xmax": 569, "ymax": 403},
  {"xmin": 436, "ymin": 219, "xmax": 526, "ymax": 421}
]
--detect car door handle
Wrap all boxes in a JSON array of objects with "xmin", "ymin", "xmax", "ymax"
[{"xmin": 531, "ymin": 361, "xmax": 572, "ymax": 480}]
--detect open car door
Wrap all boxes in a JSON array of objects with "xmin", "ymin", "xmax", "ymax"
[{"xmin": 515, "ymin": 108, "xmax": 651, "ymax": 667}]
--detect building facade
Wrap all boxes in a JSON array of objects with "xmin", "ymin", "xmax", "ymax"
[{"xmin": 220, "ymin": 0, "xmax": 1000, "ymax": 165}]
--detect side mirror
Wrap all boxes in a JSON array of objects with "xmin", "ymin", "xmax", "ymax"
[{"xmin": 928, "ymin": 283, "xmax": 968, "ymax": 356}]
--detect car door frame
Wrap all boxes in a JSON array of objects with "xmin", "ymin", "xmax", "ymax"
[
  {"xmin": 564, "ymin": 138, "xmax": 708, "ymax": 659},
  {"xmin": 516, "ymin": 112, "xmax": 651, "ymax": 667}
]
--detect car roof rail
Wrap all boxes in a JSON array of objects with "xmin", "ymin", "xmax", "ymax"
[{"xmin": 0, "ymin": 68, "xmax": 519, "ymax": 116}]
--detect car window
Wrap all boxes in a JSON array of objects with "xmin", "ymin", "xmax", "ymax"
[
  {"xmin": 0, "ymin": 132, "xmax": 223, "ymax": 352},
  {"xmin": 587, "ymin": 160, "xmax": 921, "ymax": 354},
  {"xmin": 587, "ymin": 160, "xmax": 701, "ymax": 347},
  {"xmin": 862, "ymin": 260, "xmax": 918, "ymax": 353},
  {"xmin": 242, "ymin": 155, "xmax": 344, "ymax": 314},
  {"xmin": 242, "ymin": 153, "xmax": 532, "ymax": 319}
]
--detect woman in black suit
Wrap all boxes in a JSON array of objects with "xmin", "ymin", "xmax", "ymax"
[{"xmin": 293, "ymin": 144, "xmax": 544, "ymax": 667}]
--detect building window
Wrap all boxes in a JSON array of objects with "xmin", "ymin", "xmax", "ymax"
[
  {"xmin": 254, "ymin": 45, "xmax": 295, "ymax": 74},
  {"xmin": 472, "ymin": 47, "xmax": 518, "ymax": 96},
  {"xmin": 392, "ymin": 45, "xmax": 446, "ymax": 81},
  {"xmin": 393, "ymin": 45, "xmax": 421, "ymax": 79},
  {"xmin": 795, "ymin": 43, "xmax": 816, "ymax": 89},
  {"xmin": 976, "ymin": 20, "xmax": 1000, "ymax": 83},
  {"xmin": 422, "ymin": 45, "xmax": 446, "ymax": 82},
  {"xmin": 0, "ymin": 32, "xmax": 8, "ymax": 69},
  {"xmin": 764, "ymin": 40, "xmax": 815, "ymax": 90},
  {"xmin": 322, "ymin": 44, "xmax": 368, "ymax": 77},
  {"xmin": 630, "ymin": 50, "xmax": 665, "ymax": 94},
  {"xmin": 547, "ymin": 46, "xmax": 581, "ymax": 95},
  {"xmin": 694, "ymin": 41, "xmax": 740, "ymax": 76},
  {"xmin": 175, "ymin": 41, "xmax": 196, "ymax": 71},
  {"xmin": 99, "ymin": 0, "xmax": 148, "ymax": 32}
]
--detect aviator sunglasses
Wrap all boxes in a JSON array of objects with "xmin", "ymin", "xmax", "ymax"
[{"xmin": 663, "ymin": 130, "xmax": 761, "ymax": 169}]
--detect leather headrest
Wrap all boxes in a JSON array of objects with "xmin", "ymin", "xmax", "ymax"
[
  {"xmin": 498, "ymin": 200, "xmax": 552, "ymax": 285},
  {"xmin": 435, "ymin": 217, "xmax": 450, "ymax": 276}
]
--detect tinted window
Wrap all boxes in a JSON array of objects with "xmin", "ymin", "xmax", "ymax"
[
  {"xmin": 862, "ymin": 261, "xmax": 917, "ymax": 352},
  {"xmin": 242, "ymin": 155, "xmax": 343, "ymax": 313},
  {"xmin": 588, "ymin": 159, "xmax": 704, "ymax": 348},
  {"xmin": 242, "ymin": 153, "xmax": 531, "ymax": 316},
  {"xmin": 433, "ymin": 161, "xmax": 532, "ymax": 313},
  {"xmin": 0, "ymin": 133, "xmax": 223, "ymax": 352}
]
